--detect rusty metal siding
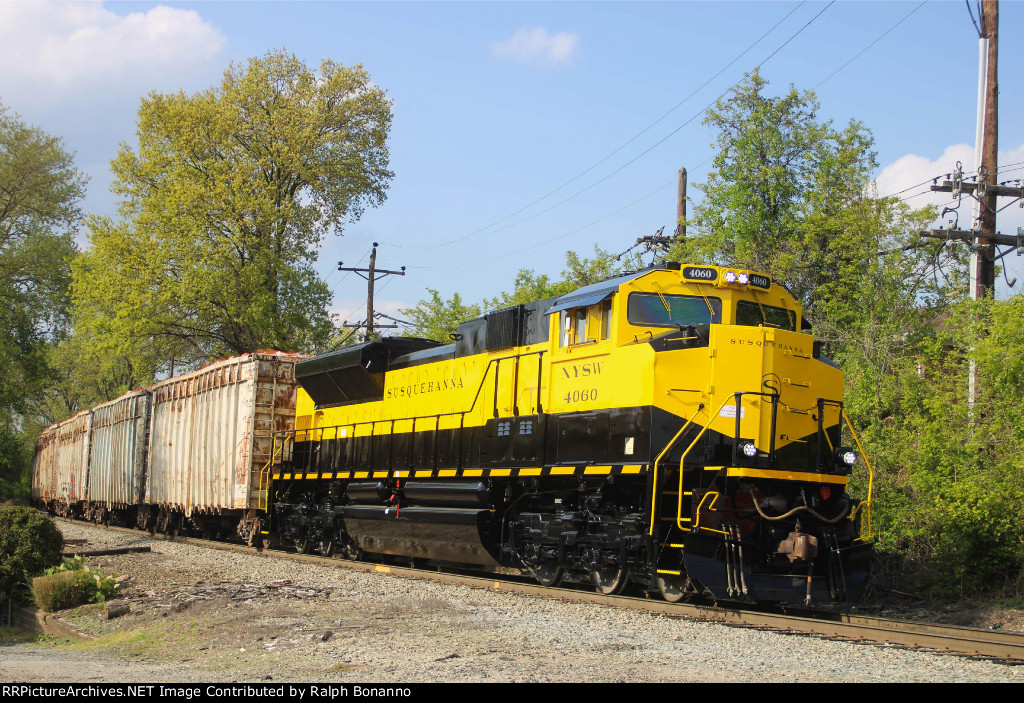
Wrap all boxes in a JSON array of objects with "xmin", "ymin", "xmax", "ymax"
[
  {"xmin": 34, "ymin": 411, "xmax": 92, "ymax": 506},
  {"xmin": 145, "ymin": 352, "xmax": 299, "ymax": 514},
  {"xmin": 87, "ymin": 390, "xmax": 151, "ymax": 508},
  {"xmin": 31, "ymin": 426, "xmax": 59, "ymax": 503}
]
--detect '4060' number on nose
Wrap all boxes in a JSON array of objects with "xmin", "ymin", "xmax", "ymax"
[{"xmin": 564, "ymin": 389, "xmax": 597, "ymax": 404}]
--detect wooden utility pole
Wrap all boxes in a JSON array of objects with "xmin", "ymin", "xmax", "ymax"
[
  {"xmin": 338, "ymin": 242, "xmax": 406, "ymax": 341},
  {"xmin": 975, "ymin": 0, "xmax": 999, "ymax": 298},
  {"xmin": 918, "ymin": 1, "xmax": 1024, "ymax": 409},
  {"xmin": 925, "ymin": 1, "xmax": 1004, "ymax": 300},
  {"xmin": 675, "ymin": 167, "xmax": 687, "ymax": 240}
]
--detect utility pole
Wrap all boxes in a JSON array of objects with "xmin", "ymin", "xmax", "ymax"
[
  {"xmin": 338, "ymin": 242, "xmax": 406, "ymax": 341},
  {"xmin": 917, "ymin": 1, "xmax": 1024, "ymax": 409},
  {"xmin": 674, "ymin": 167, "xmax": 687, "ymax": 240},
  {"xmin": 923, "ymin": 1, "xmax": 1007, "ymax": 300},
  {"xmin": 972, "ymin": 0, "xmax": 999, "ymax": 299},
  {"xmin": 615, "ymin": 167, "xmax": 689, "ymax": 262}
]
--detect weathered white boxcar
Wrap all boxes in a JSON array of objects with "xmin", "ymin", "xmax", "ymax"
[
  {"xmin": 143, "ymin": 351, "xmax": 300, "ymax": 537},
  {"xmin": 31, "ymin": 410, "xmax": 92, "ymax": 514},
  {"xmin": 85, "ymin": 389, "xmax": 151, "ymax": 519}
]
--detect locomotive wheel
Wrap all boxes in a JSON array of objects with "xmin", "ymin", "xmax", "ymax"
[
  {"xmin": 295, "ymin": 538, "xmax": 311, "ymax": 555},
  {"xmin": 656, "ymin": 574, "xmax": 688, "ymax": 603},
  {"xmin": 592, "ymin": 566, "xmax": 628, "ymax": 595},
  {"xmin": 319, "ymin": 540, "xmax": 334, "ymax": 558},
  {"xmin": 341, "ymin": 541, "xmax": 363, "ymax": 561},
  {"xmin": 534, "ymin": 563, "xmax": 564, "ymax": 587}
]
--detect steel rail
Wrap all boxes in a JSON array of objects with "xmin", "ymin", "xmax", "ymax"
[{"xmin": 62, "ymin": 519, "xmax": 1024, "ymax": 663}]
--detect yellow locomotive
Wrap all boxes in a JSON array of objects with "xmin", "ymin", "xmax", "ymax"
[{"xmin": 271, "ymin": 261, "xmax": 873, "ymax": 604}]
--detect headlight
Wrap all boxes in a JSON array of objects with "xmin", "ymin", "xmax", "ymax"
[
  {"xmin": 739, "ymin": 441, "xmax": 758, "ymax": 458},
  {"xmin": 834, "ymin": 447, "xmax": 857, "ymax": 474}
]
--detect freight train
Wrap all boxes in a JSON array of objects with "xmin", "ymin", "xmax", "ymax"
[{"xmin": 33, "ymin": 262, "xmax": 874, "ymax": 605}]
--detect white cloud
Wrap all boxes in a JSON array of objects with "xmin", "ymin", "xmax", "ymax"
[
  {"xmin": 0, "ymin": 2, "xmax": 225, "ymax": 89},
  {"xmin": 876, "ymin": 143, "xmax": 1024, "ymax": 232},
  {"xmin": 490, "ymin": 27, "xmax": 580, "ymax": 67}
]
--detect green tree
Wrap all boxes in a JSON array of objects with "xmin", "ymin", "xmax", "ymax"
[
  {"xmin": 0, "ymin": 103, "xmax": 86, "ymax": 494},
  {"xmin": 74, "ymin": 50, "xmax": 393, "ymax": 377},
  {"xmin": 670, "ymin": 72, "xmax": 1024, "ymax": 599},
  {"xmin": 401, "ymin": 289, "xmax": 482, "ymax": 343},
  {"xmin": 671, "ymin": 70, "xmax": 959, "ymax": 320},
  {"xmin": 861, "ymin": 297, "xmax": 1024, "ymax": 598}
]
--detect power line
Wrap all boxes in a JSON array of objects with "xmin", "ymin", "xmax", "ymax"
[
  {"xmin": 415, "ymin": 1, "xmax": 838, "ymax": 251},
  {"xmin": 329, "ymin": 246, "xmax": 372, "ymax": 298},
  {"xmin": 406, "ymin": 1, "xmax": 929, "ymax": 273},
  {"xmin": 812, "ymin": 1, "xmax": 927, "ymax": 90},
  {"xmin": 407, "ymin": 179, "xmax": 678, "ymax": 269},
  {"xmin": 386, "ymin": 1, "xmax": 825, "ymax": 254}
]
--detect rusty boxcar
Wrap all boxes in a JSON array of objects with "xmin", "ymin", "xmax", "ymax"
[
  {"xmin": 31, "ymin": 410, "xmax": 92, "ymax": 516},
  {"xmin": 83, "ymin": 389, "xmax": 152, "ymax": 523},
  {"xmin": 139, "ymin": 352, "xmax": 301, "ymax": 540}
]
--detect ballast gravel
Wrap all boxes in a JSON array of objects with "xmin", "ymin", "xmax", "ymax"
[{"xmin": 3, "ymin": 520, "xmax": 1022, "ymax": 683}]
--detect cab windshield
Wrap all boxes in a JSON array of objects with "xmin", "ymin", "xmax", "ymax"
[
  {"xmin": 736, "ymin": 300, "xmax": 796, "ymax": 330},
  {"xmin": 627, "ymin": 293, "xmax": 721, "ymax": 327}
]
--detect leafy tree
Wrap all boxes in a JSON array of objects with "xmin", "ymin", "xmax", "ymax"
[
  {"xmin": 669, "ymin": 72, "xmax": 1024, "ymax": 600},
  {"xmin": 671, "ymin": 70, "xmax": 960, "ymax": 321},
  {"xmin": 401, "ymin": 289, "xmax": 482, "ymax": 343},
  {"xmin": 862, "ymin": 297, "xmax": 1024, "ymax": 598},
  {"xmin": 74, "ymin": 50, "xmax": 394, "ymax": 378},
  {"xmin": 0, "ymin": 103, "xmax": 86, "ymax": 494}
]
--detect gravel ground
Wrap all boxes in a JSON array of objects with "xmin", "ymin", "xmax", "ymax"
[{"xmin": 2, "ymin": 521, "xmax": 1023, "ymax": 683}]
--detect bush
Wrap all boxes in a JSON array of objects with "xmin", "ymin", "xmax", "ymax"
[
  {"xmin": 0, "ymin": 506, "xmax": 63, "ymax": 604},
  {"xmin": 32, "ymin": 571, "xmax": 89, "ymax": 612},
  {"xmin": 915, "ymin": 479, "xmax": 1024, "ymax": 599},
  {"xmin": 32, "ymin": 555, "xmax": 119, "ymax": 611}
]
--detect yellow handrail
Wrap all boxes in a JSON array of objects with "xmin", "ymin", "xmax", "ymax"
[
  {"xmin": 841, "ymin": 409, "xmax": 874, "ymax": 541},
  {"xmin": 258, "ymin": 433, "xmax": 294, "ymax": 511},
  {"xmin": 692, "ymin": 490, "xmax": 728, "ymax": 535},
  {"xmin": 648, "ymin": 403, "xmax": 706, "ymax": 536},
  {"xmin": 674, "ymin": 395, "xmax": 745, "ymax": 531}
]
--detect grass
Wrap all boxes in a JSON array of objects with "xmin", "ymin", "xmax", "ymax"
[{"xmin": 0, "ymin": 625, "xmax": 37, "ymax": 644}]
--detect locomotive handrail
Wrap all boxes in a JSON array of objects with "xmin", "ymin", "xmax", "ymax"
[
  {"xmin": 674, "ymin": 394, "xmax": 755, "ymax": 531},
  {"xmin": 841, "ymin": 409, "xmax": 874, "ymax": 541},
  {"xmin": 258, "ymin": 434, "xmax": 293, "ymax": 511},
  {"xmin": 648, "ymin": 403, "xmax": 706, "ymax": 536},
  {"xmin": 275, "ymin": 348, "xmax": 548, "ymax": 475},
  {"xmin": 291, "ymin": 350, "xmax": 548, "ymax": 436},
  {"xmin": 692, "ymin": 490, "xmax": 728, "ymax": 536}
]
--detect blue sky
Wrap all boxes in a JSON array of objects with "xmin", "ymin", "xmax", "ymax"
[{"xmin": 3, "ymin": 1, "xmax": 1023, "ymax": 327}]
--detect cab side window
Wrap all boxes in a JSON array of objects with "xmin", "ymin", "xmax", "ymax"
[
  {"xmin": 561, "ymin": 299, "xmax": 614, "ymax": 347},
  {"xmin": 600, "ymin": 299, "xmax": 613, "ymax": 340},
  {"xmin": 572, "ymin": 307, "xmax": 587, "ymax": 344}
]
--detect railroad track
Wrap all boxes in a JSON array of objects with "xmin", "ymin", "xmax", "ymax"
[{"xmin": 62, "ymin": 519, "xmax": 1024, "ymax": 664}]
